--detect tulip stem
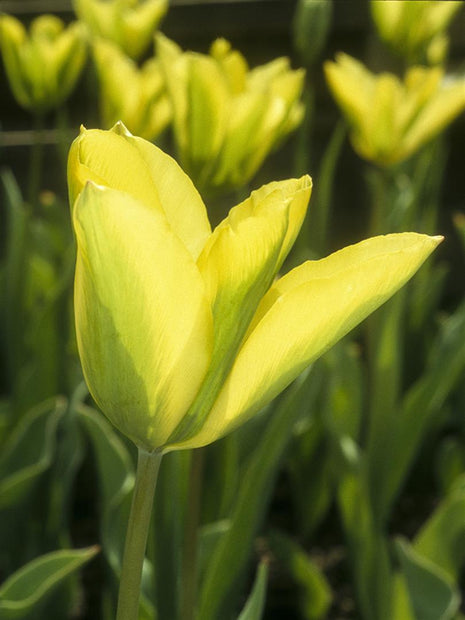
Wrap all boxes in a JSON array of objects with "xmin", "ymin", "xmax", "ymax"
[
  {"xmin": 181, "ymin": 448, "xmax": 204, "ymax": 620},
  {"xmin": 116, "ymin": 448, "xmax": 162, "ymax": 620},
  {"xmin": 28, "ymin": 113, "xmax": 44, "ymax": 209}
]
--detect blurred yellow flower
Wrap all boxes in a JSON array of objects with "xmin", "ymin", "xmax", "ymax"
[
  {"xmin": 73, "ymin": 0, "xmax": 167, "ymax": 60},
  {"xmin": 371, "ymin": 0, "xmax": 463, "ymax": 65},
  {"xmin": 0, "ymin": 14, "xmax": 87, "ymax": 113},
  {"xmin": 325, "ymin": 53, "xmax": 465, "ymax": 167},
  {"xmin": 93, "ymin": 39, "xmax": 171, "ymax": 141},
  {"xmin": 68, "ymin": 123, "xmax": 441, "ymax": 453},
  {"xmin": 156, "ymin": 35, "xmax": 305, "ymax": 195}
]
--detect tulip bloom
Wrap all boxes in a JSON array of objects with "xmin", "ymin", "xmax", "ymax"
[
  {"xmin": 370, "ymin": 0, "xmax": 463, "ymax": 65},
  {"xmin": 73, "ymin": 0, "xmax": 167, "ymax": 60},
  {"xmin": 156, "ymin": 35, "xmax": 305, "ymax": 195},
  {"xmin": 93, "ymin": 39, "xmax": 171, "ymax": 140},
  {"xmin": 68, "ymin": 123, "xmax": 441, "ymax": 453},
  {"xmin": 325, "ymin": 53, "xmax": 465, "ymax": 167},
  {"xmin": 0, "ymin": 14, "xmax": 87, "ymax": 113}
]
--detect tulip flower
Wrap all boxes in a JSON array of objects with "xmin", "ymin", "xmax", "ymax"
[
  {"xmin": 73, "ymin": 0, "xmax": 167, "ymax": 60},
  {"xmin": 92, "ymin": 39, "xmax": 171, "ymax": 140},
  {"xmin": 370, "ymin": 0, "xmax": 463, "ymax": 65},
  {"xmin": 156, "ymin": 35, "xmax": 305, "ymax": 195},
  {"xmin": 0, "ymin": 14, "xmax": 87, "ymax": 113},
  {"xmin": 68, "ymin": 123, "xmax": 442, "ymax": 453},
  {"xmin": 325, "ymin": 53, "xmax": 465, "ymax": 167}
]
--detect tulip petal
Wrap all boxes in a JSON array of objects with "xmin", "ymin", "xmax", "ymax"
[
  {"xmin": 175, "ymin": 233, "xmax": 441, "ymax": 449},
  {"xmin": 188, "ymin": 54, "xmax": 229, "ymax": 165},
  {"xmin": 156, "ymin": 34, "xmax": 189, "ymax": 153},
  {"xmin": 324, "ymin": 54, "xmax": 375, "ymax": 129},
  {"xmin": 0, "ymin": 16, "xmax": 31, "ymax": 108},
  {"xmin": 166, "ymin": 176, "xmax": 311, "ymax": 445},
  {"xmin": 68, "ymin": 125, "xmax": 211, "ymax": 260},
  {"xmin": 401, "ymin": 78, "xmax": 465, "ymax": 163},
  {"xmin": 73, "ymin": 182, "xmax": 213, "ymax": 450},
  {"xmin": 123, "ymin": 0, "xmax": 168, "ymax": 60}
]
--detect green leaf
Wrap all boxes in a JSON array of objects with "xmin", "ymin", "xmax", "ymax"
[
  {"xmin": 413, "ymin": 475, "xmax": 465, "ymax": 581},
  {"xmin": 435, "ymin": 438, "xmax": 465, "ymax": 495},
  {"xmin": 396, "ymin": 538, "xmax": 460, "ymax": 620},
  {"xmin": 77, "ymin": 404, "xmax": 135, "ymax": 572},
  {"xmin": 322, "ymin": 340, "xmax": 363, "ymax": 442},
  {"xmin": 391, "ymin": 573, "xmax": 416, "ymax": 620},
  {"xmin": 454, "ymin": 211, "xmax": 465, "ymax": 257},
  {"xmin": 286, "ymin": 362, "xmax": 331, "ymax": 540},
  {"xmin": 77, "ymin": 404, "xmax": 156, "ymax": 618},
  {"xmin": 151, "ymin": 449, "xmax": 190, "ymax": 620},
  {"xmin": 198, "ymin": 520, "xmax": 231, "ymax": 585},
  {"xmin": 202, "ymin": 433, "xmax": 240, "ymax": 523},
  {"xmin": 46, "ymin": 386, "xmax": 87, "ymax": 543},
  {"xmin": 0, "ymin": 546, "xmax": 99, "ymax": 619},
  {"xmin": 237, "ymin": 562, "xmax": 269, "ymax": 620},
  {"xmin": 0, "ymin": 169, "xmax": 29, "ymax": 405},
  {"xmin": 307, "ymin": 120, "xmax": 346, "ymax": 256},
  {"xmin": 0, "ymin": 398, "xmax": 65, "ymax": 510},
  {"xmin": 378, "ymin": 300, "xmax": 465, "ymax": 522},
  {"xmin": 268, "ymin": 530, "xmax": 331, "ymax": 619},
  {"xmin": 198, "ymin": 368, "xmax": 316, "ymax": 620},
  {"xmin": 337, "ymin": 439, "xmax": 392, "ymax": 620}
]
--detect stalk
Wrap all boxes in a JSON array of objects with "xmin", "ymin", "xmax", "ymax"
[
  {"xmin": 180, "ymin": 448, "xmax": 204, "ymax": 620},
  {"xmin": 28, "ymin": 113, "xmax": 45, "ymax": 209},
  {"xmin": 116, "ymin": 448, "xmax": 163, "ymax": 620}
]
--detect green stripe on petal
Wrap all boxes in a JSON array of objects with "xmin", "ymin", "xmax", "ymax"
[
  {"xmin": 68, "ymin": 124, "xmax": 211, "ymax": 260},
  {"xmin": 73, "ymin": 182, "xmax": 213, "ymax": 451},
  {"xmin": 174, "ymin": 233, "xmax": 441, "ymax": 449}
]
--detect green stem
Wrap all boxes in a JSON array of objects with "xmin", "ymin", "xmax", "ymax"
[
  {"xmin": 365, "ymin": 165, "xmax": 406, "ymax": 526},
  {"xmin": 116, "ymin": 448, "xmax": 163, "ymax": 620},
  {"xmin": 55, "ymin": 105, "xmax": 71, "ymax": 177},
  {"xmin": 181, "ymin": 448, "xmax": 204, "ymax": 620},
  {"xmin": 28, "ymin": 113, "xmax": 45, "ymax": 209}
]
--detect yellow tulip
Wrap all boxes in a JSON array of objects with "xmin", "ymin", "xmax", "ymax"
[
  {"xmin": 325, "ymin": 53, "xmax": 465, "ymax": 167},
  {"xmin": 156, "ymin": 35, "xmax": 305, "ymax": 195},
  {"xmin": 0, "ymin": 14, "xmax": 87, "ymax": 113},
  {"xmin": 73, "ymin": 0, "xmax": 167, "ymax": 60},
  {"xmin": 68, "ymin": 123, "xmax": 441, "ymax": 453},
  {"xmin": 371, "ymin": 1, "xmax": 463, "ymax": 65},
  {"xmin": 92, "ymin": 39, "xmax": 171, "ymax": 140}
]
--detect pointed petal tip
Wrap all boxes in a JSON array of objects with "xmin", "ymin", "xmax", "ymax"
[
  {"xmin": 111, "ymin": 121, "xmax": 132, "ymax": 136},
  {"xmin": 83, "ymin": 179, "xmax": 107, "ymax": 193},
  {"xmin": 301, "ymin": 173, "xmax": 312, "ymax": 188}
]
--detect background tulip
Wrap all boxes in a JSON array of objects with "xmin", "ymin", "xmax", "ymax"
[
  {"xmin": 92, "ymin": 39, "xmax": 171, "ymax": 140},
  {"xmin": 325, "ymin": 53, "xmax": 465, "ymax": 167},
  {"xmin": 156, "ymin": 35, "xmax": 305, "ymax": 195},
  {"xmin": 370, "ymin": 0, "xmax": 463, "ymax": 65},
  {"xmin": 73, "ymin": 0, "xmax": 168, "ymax": 60},
  {"xmin": 0, "ymin": 14, "xmax": 87, "ymax": 113}
]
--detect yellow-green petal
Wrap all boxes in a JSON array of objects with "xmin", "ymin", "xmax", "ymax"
[
  {"xmin": 166, "ymin": 176, "xmax": 311, "ymax": 445},
  {"xmin": 122, "ymin": 0, "xmax": 167, "ymax": 60},
  {"xmin": 93, "ymin": 40, "xmax": 170, "ymax": 140},
  {"xmin": 176, "ymin": 233, "xmax": 441, "ymax": 449},
  {"xmin": 400, "ymin": 77, "xmax": 465, "ymax": 163},
  {"xmin": 324, "ymin": 54, "xmax": 375, "ymax": 129},
  {"xmin": 73, "ymin": 182, "xmax": 213, "ymax": 451},
  {"xmin": 0, "ymin": 16, "xmax": 30, "ymax": 108},
  {"xmin": 68, "ymin": 124, "xmax": 211, "ymax": 259},
  {"xmin": 186, "ymin": 53, "xmax": 229, "ymax": 183}
]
